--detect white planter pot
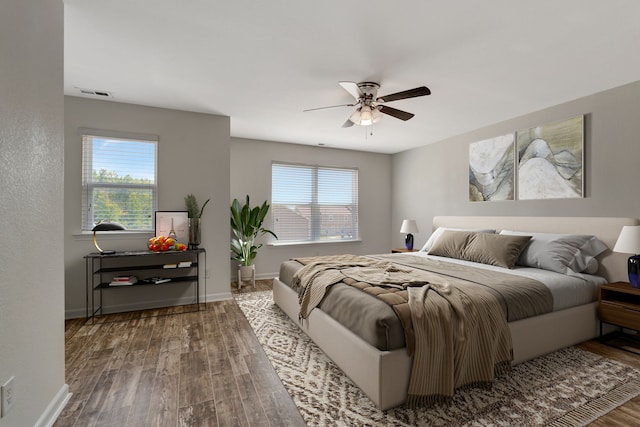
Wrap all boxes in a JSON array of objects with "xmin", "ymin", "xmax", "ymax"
[{"xmin": 237, "ymin": 264, "xmax": 255, "ymax": 289}]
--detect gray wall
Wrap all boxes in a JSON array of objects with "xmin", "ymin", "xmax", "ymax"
[
  {"xmin": 392, "ymin": 80, "xmax": 640, "ymax": 249},
  {"xmin": 0, "ymin": 1, "xmax": 67, "ymax": 426},
  {"xmin": 230, "ymin": 138, "xmax": 392, "ymax": 279},
  {"xmin": 64, "ymin": 97, "xmax": 232, "ymax": 318}
]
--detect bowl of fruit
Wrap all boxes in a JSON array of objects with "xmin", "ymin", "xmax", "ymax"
[{"xmin": 148, "ymin": 236, "xmax": 187, "ymax": 252}]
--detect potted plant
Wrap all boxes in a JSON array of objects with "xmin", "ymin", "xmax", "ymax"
[
  {"xmin": 230, "ymin": 195, "xmax": 277, "ymax": 285},
  {"xmin": 184, "ymin": 194, "xmax": 210, "ymax": 248}
]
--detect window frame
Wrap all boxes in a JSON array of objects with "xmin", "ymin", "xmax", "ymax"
[
  {"xmin": 80, "ymin": 128, "xmax": 158, "ymax": 232},
  {"xmin": 271, "ymin": 161, "xmax": 359, "ymax": 245}
]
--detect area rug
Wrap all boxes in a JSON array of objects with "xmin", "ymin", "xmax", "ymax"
[{"xmin": 235, "ymin": 291, "xmax": 640, "ymax": 427}]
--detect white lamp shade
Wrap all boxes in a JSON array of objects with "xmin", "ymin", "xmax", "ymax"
[
  {"xmin": 348, "ymin": 106, "xmax": 381, "ymax": 126},
  {"xmin": 613, "ymin": 225, "xmax": 640, "ymax": 254},
  {"xmin": 400, "ymin": 219, "xmax": 419, "ymax": 234}
]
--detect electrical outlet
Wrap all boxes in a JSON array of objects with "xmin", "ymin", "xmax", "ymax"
[
  {"xmin": 1, "ymin": 376, "xmax": 15, "ymax": 417},
  {"xmin": 205, "ymin": 269, "xmax": 210, "ymax": 278}
]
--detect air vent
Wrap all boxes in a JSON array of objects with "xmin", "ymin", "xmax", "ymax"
[{"xmin": 77, "ymin": 87, "xmax": 112, "ymax": 97}]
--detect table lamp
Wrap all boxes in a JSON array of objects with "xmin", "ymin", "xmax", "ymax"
[
  {"xmin": 613, "ymin": 225, "xmax": 640, "ymax": 288},
  {"xmin": 400, "ymin": 219, "xmax": 419, "ymax": 250},
  {"xmin": 92, "ymin": 221, "xmax": 126, "ymax": 254}
]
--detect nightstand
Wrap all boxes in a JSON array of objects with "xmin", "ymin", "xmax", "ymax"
[
  {"xmin": 597, "ymin": 282, "xmax": 640, "ymax": 350},
  {"xmin": 391, "ymin": 248, "xmax": 418, "ymax": 253}
]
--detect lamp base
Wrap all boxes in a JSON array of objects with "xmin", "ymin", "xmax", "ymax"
[
  {"xmin": 628, "ymin": 255, "xmax": 640, "ymax": 289},
  {"xmin": 101, "ymin": 250, "xmax": 116, "ymax": 255},
  {"xmin": 405, "ymin": 233, "xmax": 414, "ymax": 251}
]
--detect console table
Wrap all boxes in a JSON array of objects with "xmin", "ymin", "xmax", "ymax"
[{"xmin": 84, "ymin": 249, "xmax": 206, "ymax": 320}]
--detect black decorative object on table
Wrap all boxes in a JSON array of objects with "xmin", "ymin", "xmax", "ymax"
[{"xmin": 92, "ymin": 221, "xmax": 126, "ymax": 255}]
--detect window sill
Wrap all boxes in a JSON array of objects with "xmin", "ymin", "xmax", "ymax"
[{"xmin": 268, "ymin": 239, "xmax": 361, "ymax": 247}]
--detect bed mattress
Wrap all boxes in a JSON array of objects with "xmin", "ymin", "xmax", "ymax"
[{"xmin": 278, "ymin": 252, "xmax": 606, "ymax": 351}]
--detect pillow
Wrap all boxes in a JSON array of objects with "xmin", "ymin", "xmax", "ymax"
[
  {"xmin": 464, "ymin": 232, "xmax": 533, "ymax": 269},
  {"xmin": 429, "ymin": 230, "xmax": 532, "ymax": 269},
  {"xmin": 425, "ymin": 230, "xmax": 472, "ymax": 259},
  {"xmin": 420, "ymin": 227, "xmax": 496, "ymax": 252},
  {"xmin": 499, "ymin": 230, "xmax": 608, "ymax": 274}
]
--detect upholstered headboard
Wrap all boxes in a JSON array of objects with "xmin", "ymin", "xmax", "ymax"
[{"xmin": 432, "ymin": 216, "xmax": 639, "ymax": 283}]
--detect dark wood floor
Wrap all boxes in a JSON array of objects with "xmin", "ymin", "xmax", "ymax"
[
  {"xmin": 55, "ymin": 279, "xmax": 304, "ymax": 427},
  {"xmin": 55, "ymin": 279, "xmax": 640, "ymax": 427}
]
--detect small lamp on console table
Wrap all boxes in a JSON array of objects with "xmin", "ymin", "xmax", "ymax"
[
  {"xmin": 613, "ymin": 225, "xmax": 640, "ymax": 288},
  {"xmin": 400, "ymin": 219, "xmax": 419, "ymax": 251},
  {"xmin": 92, "ymin": 221, "xmax": 126, "ymax": 255}
]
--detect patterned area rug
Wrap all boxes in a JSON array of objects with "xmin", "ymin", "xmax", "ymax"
[{"xmin": 235, "ymin": 291, "xmax": 640, "ymax": 427}]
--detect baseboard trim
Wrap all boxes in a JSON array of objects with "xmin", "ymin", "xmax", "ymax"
[
  {"xmin": 205, "ymin": 291, "xmax": 233, "ymax": 302},
  {"xmin": 65, "ymin": 292, "xmax": 234, "ymax": 319},
  {"xmin": 35, "ymin": 383, "xmax": 71, "ymax": 427}
]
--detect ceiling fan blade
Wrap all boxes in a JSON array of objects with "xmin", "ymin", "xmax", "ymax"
[
  {"xmin": 379, "ymin": 105, "xmax": 415, "ymax": 121},
  {"xmin": 303, "ymin": 103, "xmax": 355, "ymax": 112},
  {"xmin": 377, "ymin": 86, "xmax": 431, "ymax": 103},
  {"xmin": 339, "ymin": 81, "xmax": 363, "ymax": 100},
  {"xmin": 342, "ymin": 118, "xmax": 354, "ymax": 128}
]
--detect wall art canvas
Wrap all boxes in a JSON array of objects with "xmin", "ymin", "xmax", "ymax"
[
  {"xmin": 469, "ymin": 133, "xmax": 515, "ymax": 201},
  {"xmin": 516, "ymin": 115, "xmax": 584, "ymax": 200}
]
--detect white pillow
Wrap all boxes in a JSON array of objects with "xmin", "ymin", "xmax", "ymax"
[
  {"xmin": 499, "ymin": 230, "xmax": 608, "ymax": 275},
  {"xmin": 420, "ymin": 227, "xmax": 496, "ymax": 253}
]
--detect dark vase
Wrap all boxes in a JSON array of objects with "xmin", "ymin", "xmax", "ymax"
[
  {"xmin": 189, "ymin": 217, "xmax": 201, "ymax": 249},
  {"xmin": 405, "ymin": 233, "xmax": 414, "ymax": 250},
  {"xmin": 629, "ymin": 255, "xmax": 640, "ymax": 288}
]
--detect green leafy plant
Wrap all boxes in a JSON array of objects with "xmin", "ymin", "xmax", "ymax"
[
  {"xmin": 184, "ymin": 194, "xmax": 210, "ymax": 218},
  {"xmin": 230, "ymin": 195, "xmax": 277, "ymax": 266}
]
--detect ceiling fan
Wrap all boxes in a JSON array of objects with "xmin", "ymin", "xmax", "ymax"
[{"xmin": 304, "ymin": 81, "xmax": 431, "ymax": 127}]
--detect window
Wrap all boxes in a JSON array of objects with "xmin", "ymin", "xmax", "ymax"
[
  {"xmin": 272, "ymin": 162, "xmax": 358, "ymax": 243},
  {"xmin": 81, "ymin": 132, "xmax": 157, "ymax": 231}
]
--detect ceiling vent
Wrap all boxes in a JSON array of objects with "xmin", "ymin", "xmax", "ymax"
[{"xmin": 77, "ymin": 87, "xmax": 112, "ymax": 97}]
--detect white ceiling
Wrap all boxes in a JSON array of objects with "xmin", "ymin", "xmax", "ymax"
[{"xmin": 64, "ymin": 1, "xmax": 640, "ymax": 154}]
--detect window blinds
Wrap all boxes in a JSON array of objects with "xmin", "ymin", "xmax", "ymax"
[
  {"xmin": 81, "ymin": 134, "xmax": 157, "ymax": 231},
  {"xmin": 271, "ymin": 162, "xmax": 359, "ymax": 243}
]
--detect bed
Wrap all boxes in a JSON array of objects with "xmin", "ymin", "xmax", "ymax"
[{"xmin": 273, "ymin": 216, "xmax": 638, "ymax": 410}]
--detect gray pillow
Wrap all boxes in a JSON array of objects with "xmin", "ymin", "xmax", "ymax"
[
  {"xmin": 429, "ymin": 230, "xmax": 532, "ymax": 269},
  {"xmin": 499, "ymin": 230, "xmax": 608, "ymax": 274}
]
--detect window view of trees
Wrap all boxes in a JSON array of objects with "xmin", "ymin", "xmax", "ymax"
[
  {"xmin": 82, "ymin": 135, "xmax": 157, "ymax": 231},
  {"xmin": 90, "ymin": 169, "xmax": 154, "ymax": 230}
]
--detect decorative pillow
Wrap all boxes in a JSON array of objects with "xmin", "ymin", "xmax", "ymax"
[
  {"xmin": 464, "ymin": 233, "xmax": 533, "ymax": 269},
  {"xmin": 420, "ymin": 227, "xmax": 496, "ymax": 252},
  {"xmin": 426, "ymin": 230, "xmax": 472, "ymax": 259},
  {"xmin": 428, "ymin": 230, "xmax": 532, "ymax": 269},
  {"xmin": 499, "ymin": 230, "xmax": 608, "ymax": 274}
]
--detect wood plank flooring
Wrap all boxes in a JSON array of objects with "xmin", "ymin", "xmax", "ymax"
[
  {"xmin": 56, "ymin": 279, "xmax": 640, "ymax": 426},
  {"xmin": 55, "ymin": 279, "xmax": 304, "ymax": 427}
]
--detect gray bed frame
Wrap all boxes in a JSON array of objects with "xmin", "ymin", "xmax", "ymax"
[{"xmin": 273, "ymin": 216, "xmax": 638, "ymax": 410}]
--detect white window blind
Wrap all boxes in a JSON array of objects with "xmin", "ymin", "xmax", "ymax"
[
  {"xmin": 272, "ymin": 162, "xmax": 359, "ymax": 243},
  {"xmin": 81, "ymin": 133, "xmax": 157, "ymax": 231}
]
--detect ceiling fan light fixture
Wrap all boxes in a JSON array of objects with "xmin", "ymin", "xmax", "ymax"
[
  {"xmin": 372, "ymin": 107, "xmax": 382, "ymax": 123},
  {"xmin": 359, "ymin": 105, "xmax": 373, "ymax": 126}
]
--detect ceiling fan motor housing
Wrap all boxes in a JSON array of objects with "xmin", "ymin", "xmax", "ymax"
[{"xmin": 357, "ymin": 82, "xmax": 380, "ymax": 103}]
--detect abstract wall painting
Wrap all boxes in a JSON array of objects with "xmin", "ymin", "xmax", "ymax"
[
  {"xmin": 516, "ymin": 115, "xmax": 584, "ymax": 200},
  {"xmin": 469, "ymin": 133, "xmax": 515, "ymax": 202}
]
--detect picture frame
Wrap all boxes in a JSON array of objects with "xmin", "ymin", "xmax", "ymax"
[
  {"xmin": 154, "ymin": 211, "xmax": 189, "ymax": 244},
  {"xmin": 468, "ymin": 133, "xmax": 515, "ymax": 202},
  {"xmin": 516, "ymin": 114, "xmax": 584, "ymax": 200}
]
